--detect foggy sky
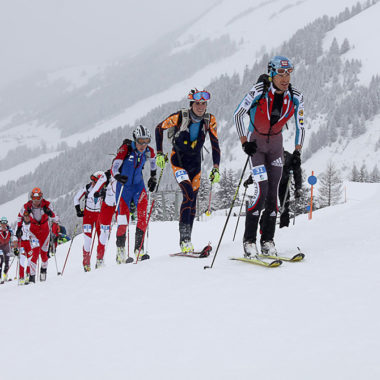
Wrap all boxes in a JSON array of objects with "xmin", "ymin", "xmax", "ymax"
[{"xmin": 0, "ymin": 0, "xmax": 211, "ymax": 88}]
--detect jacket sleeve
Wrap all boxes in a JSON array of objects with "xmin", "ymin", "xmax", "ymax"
[
  {"xmin": 155, "ymin": 112, "xmax": 180, "ymax": 153},
  {"xmin": 73, "ymin": 186, "xmax": 87, "ymax": 207},
  {"xmin": 292, "ymin": 89, "xmax": 305, "ymax": 147},
  {"xmin": 111, "ymin": 143, "xmax": 130, "ymax": 177},
  {"xmin": 209, "ymin": 114, "xmax": 220, "ymax": 166}
]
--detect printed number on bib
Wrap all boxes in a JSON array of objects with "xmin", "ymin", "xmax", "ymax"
[
  {"xmin": 251, "ymin": 165, "xmax": 268, "ymax": 182},
  {"xmin": 31, "ymin": 238, "xmax": 40, "ymax": 248},
  {"xmin": 175, "ymin": 169, "xmax": 190, "ymax": 183}
]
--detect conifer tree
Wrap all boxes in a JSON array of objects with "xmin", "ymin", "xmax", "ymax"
[{"xmin": 318, "ymin": 162, "xmax": 343, "ymax": 207}]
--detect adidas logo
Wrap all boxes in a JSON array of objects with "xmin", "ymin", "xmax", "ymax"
[{"xmin": 271, "ymin": 157, "xmax": 283, "ymax": 167}]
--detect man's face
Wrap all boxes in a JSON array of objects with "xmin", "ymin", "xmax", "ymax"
[
  {"xmin": 191, "ymin": 101, "xmax": 207, "ymax": 117},
  {"xmin": 32, "ymin": 198, "xmax": 42, "ymax": 207},
  {"xmin": 135, "ymin": 138, "xmax": 150, "ymax": 153},
  {"xmin": 272, "ymin": 72, "xmax": 291, "ymax": 93},
  {"xmin": 0, "ymin": 223, "xmax": 6, "ymax": 230}
]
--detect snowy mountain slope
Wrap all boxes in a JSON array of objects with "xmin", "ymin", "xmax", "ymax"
[
  {"xmin": 1, "ymin": 182, "xmax": 380, "ymax": 380},
  {"xmin": 0, "ymin": 0, "xmax": 373, "ymax": 172}
]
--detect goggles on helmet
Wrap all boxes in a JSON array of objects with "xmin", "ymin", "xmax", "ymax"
[
  {"xmin": 275, "ymin": 67, "xmax": 294, "ymax": 75},
  {"xmin": 188, "ymin": 91, "xmax": 210, "ymax": 102},
  {"xmin": 31, "ymin": 193, "xmax": 42, "ymax": 200},
  {"xmin": 136, "ymin": 138, "xmax": 151, "ymax": 146}
]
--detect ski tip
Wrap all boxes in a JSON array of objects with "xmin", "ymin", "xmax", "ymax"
[
  {"xmin": 291, "ymin": 253, "xmax": 305, "ymax": 261},
  {"xmin": 269, "ymin": 260, "xmax": 283, "ymax": 267}
]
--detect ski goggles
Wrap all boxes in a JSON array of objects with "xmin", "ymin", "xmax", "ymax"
[
  {"xmin": 136, "ymin": 138, "xmax": 151, "ymax": 145},
  {"xmin": 274, "ymin": 67, "xmax": 294, "ymax": 75},
  {"xmin": 31, "ymin": 193, "xmax": 42, "ymax": 200},
  {"xmin": 188, "ymin": 91, "xmax": 210, "ymax": 102}
]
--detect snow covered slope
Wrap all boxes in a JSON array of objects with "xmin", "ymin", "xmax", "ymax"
[{"xmin": 1, "ymin": 181, "xmax": 380, "ymax": 380}]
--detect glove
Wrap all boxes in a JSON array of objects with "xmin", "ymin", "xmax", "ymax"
[
  {"xmin": 13, "ymin": 248, "xmax": 19, "ymax": 256},
  {"xmin": 209, "ymin": 168, "xmax": 220, "ymax": 184},
  {"xmin": 256, "ymin": 73, "xmax": 271, "ymax": 88},
  {"xmin": 75, "ymin": 205, "xmax": 84, "ymax": 218},
  {"xmin": 16, "ymin": 227, "xmax": 23, "ymax": 239},
  {"xmin": 43, "ymin": 205, "xmax": 53, "ymax": 217},
  {"xmin": 292, "ymin": 150, "xmax": 301, "ymax": 168},
  {"xmin": 242, "ymin": 140, "xmax": 257, "ymax": 156},
  {"xmin": 94, "ymin": 188, "xmax": 106, "ymax": 199},
  {"xmin": 114, "ymin": 174, "xmax": 128, "ymax": 184},
  {"xmin": 156, "ymin": 153, "xmax": 168, "ymax": 169},
  {"xmin": 294, "ymin": 188, "xmax": 302, "ymax": 199},
  {"xmin": 243, "ymin": 175, "xmax": 253, "ymax": 188},
  {"xmin": 147, "ymin": 176, "xmax": 157, "ymax": 192}
]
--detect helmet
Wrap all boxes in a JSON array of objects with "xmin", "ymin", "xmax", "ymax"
[
  {"xmin": 31, "ymin": 187, "xmax": 43, "ymax": 200},
  {"xmin": 90, "ymin": 171, "xmax": 104, "ymax": 182},
  {"xmin": 188, "ymin": 88, "xmax": 211, "ymax": 103},
  {"xmin": 268, "ymin": 56, "xmax": 294, "ymax": 77},
  {"xmin": 0, "ymin": 216, "xmax": 8, "ymax": 224},
  {"xmin": 132, "ymin": 125, "xmax": 151, "ymax": 142}
]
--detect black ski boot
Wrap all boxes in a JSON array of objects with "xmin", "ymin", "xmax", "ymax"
[
  {"xmin": 40, "ymin": 267, "xmax": 47, "ymax": 282},
  {"xmin": 134, "ymin": 227, "xmax": 149, "ymax": 260},
  {"xmin": 29, "ymin": 274, "xmax": 36, "ymax": 283}
]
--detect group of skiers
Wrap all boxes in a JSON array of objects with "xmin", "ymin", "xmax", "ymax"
[{"xmin": 2, "ymin": 54, "xmax": 305, "ymax": 282}]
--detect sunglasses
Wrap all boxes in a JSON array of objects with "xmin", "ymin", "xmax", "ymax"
[
  {"xmin": 31, "ymin": 195, "xmax": 42, "ymax": 200},
  {"xmin": 275, "ymin": 68, "xmax": 294, "ymax": 75},
  {"xmin": 136, "ymin": 139, "xmax": 150, "ymax": 146},
  {"xmin": 190, "ymin": 91, "xmax": 210, "ymax": 101}
]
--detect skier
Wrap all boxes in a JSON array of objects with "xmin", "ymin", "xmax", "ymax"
[
  {"xmin": 278, "ymin": 149, "xmax": 303, "ymax": 228},
  {"xmin": 87, "ymin": 169, "xmax": 118, "ymax": 268},
  {"xmin": 234, "ymin": 56, "xmax": 304, "ymax": 258},
  {"xmin": 49, "ymin": 216, "xmax": 61, "ymax": 257},
  {"xmin": 111, "ymin": 125, "xmax": 157, "ymax": 262},
  {"xmin": 74, "ymin": 171, "xmax": 104, "ymax": 272},
  {"xmin": 14, "ymin": 211, "xmax": 34, "ymax": 285},
  {"xmin": 16, "ymin": 188, "xmax": 57, "ymax": 282},
  {"xmin": 0, "ymin": 217, "xmax": 12, "ymax": 283},
  {"xmin": 155, "ymin": 89, "xmax": 221, "ymax": 253}
]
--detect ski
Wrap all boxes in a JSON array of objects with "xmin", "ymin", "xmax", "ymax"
[
  {"xmin": 258, "ymin": 252, "xmax": 305, "ymax": 262},
  {"xmin": 230, "ymin": 257, "xmax": 282, "ymax": 267},
  {"xmin": 170, "ymin": 244, "xmax": 212, "ymax": 259}
]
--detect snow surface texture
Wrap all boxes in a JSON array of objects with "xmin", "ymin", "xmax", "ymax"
[{"xmin": 1, "ymin": 182, "xmax": 380, "ymax": 380}]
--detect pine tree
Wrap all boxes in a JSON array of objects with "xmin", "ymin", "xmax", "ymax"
[
  {"xmin": 359, "ymin": 163, "xmax": 368, "ymax": 182},
  {"xmin": 318, "ymin": 162, "xmax": 343, "ymax": 207},
  {"xmin": 351, "ymin": 163, "xmax": 360, "ymax": 182},
  {"xmin": 370, "ymin": 165, "xmax": 380, "ymax": 183}
]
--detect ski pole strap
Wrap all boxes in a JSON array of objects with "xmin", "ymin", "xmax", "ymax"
[
  {"xmin": 208, "ymin": 157, "xmax": 250, "ymax": 268},
  {"xmin": 233, "ymin": 185, "xmax": 248, "ymax": 242}
]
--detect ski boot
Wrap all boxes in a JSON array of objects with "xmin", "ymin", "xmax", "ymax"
[
  {"xmin": 243, "ymin": 241, "xmax": 259, "ymax": 258},
  {"xmin": 260, "ymin": 240, "xmax": 277, "ymax": 256},
  {"xmin": 134, "ymin": 227, "xmax": 149, "ymax": 261},
  {"xmin": 83, "ymin": 265, "xmax": 91, "ymax": 272},
  {"xmin": 180, "ymin": 240, "xmax": 194, "ymax": 254},
  {"xmin": 29, "ymin": 274, "xmax": 36, "ymax": 283},
  {"xmin": 19, "ymin": 277, "xmax": 25, "ymax": 286},
  {"xmin": 25, "ymin": 274, "xmax": 30, "ymax": 285},
  {"xmin": 134, "ymin": 249, "xmax": 150, "ymax": 261},
  {"xmin": 116, "ymin": 247, "xmax": 126, "ymax": 264},
  {"xmin": 95, "ymin": 259, "xmax": 104, "ymax": 269},
  {"xmin": 40, "ymin": 268, "xmax": 47, "ymax": 282}
]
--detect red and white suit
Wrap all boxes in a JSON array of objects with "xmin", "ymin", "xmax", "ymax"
[{"xmin": 74, "ymin": 183, "xmax": 101, "ymax": 266}]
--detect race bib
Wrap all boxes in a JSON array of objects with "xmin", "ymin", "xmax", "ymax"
[
  {"xmin": 175, "ymin": 169, "xmax": 190, "ymax": 183},
  {"xmin": 100, "ymin": 224, "xmax": 110, "ymax": 232},
  {"xmin": 31, "ymin": 238, "xmax": 40, "ymax": 248},
  {"xmin": 83, "ymin": 224, "xmax": 92, "ymax": 233},
  {"xmin": 251, "ymin": 165, "xmax": 268, "ymax": 182}
]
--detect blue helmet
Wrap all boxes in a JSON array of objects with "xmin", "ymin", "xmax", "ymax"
[
  {"xmin": 268, "ymin": 56, "xmax": 294, "ymax": 77},
  {"xmin": 0, "ymin": 216, "xmax": 8, "ymax": 224}
]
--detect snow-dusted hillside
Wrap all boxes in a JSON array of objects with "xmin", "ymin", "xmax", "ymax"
[{"xmin": 1, "ymin": 181, "xmax": 379, "ymax": 380}]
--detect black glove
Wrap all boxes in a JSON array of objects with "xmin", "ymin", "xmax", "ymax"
[
  {"xmin": 114, "ymin": 174, "xmax": 128, "ymax": 184},
  {"xmin": 43, "ymin": 205, "xmax": 53, "ymax": 217},
  {"xmin": 294, "ymin": 188, "xmax": 302, "ymax": 199},
  {"xmin": 94, "ymin": 188, "xmax": 106, "ymax": 199},
  {"xmin": 13, "ymin": 248, "xmax": 19, "ymax": 256},
  {"xmin": 16, "ymin": 227, "xmax": 23, "ymax": 239},
  {"xmin": 243, "ymin": 175, "xmax": 253, "ymax": 188},
  {"xmin": 242, "ymin": 140, "xmax": 257, "ymax": 156},
  {"xmin": 75, "ymin": 205, "xmax": 84, "ymax": 218},
  {"xmin": 256, "ymin": 73, "xmax": 271, "ymax": 88},
  {"xmin": 292, "ymin": 150, "xmax": 301, "ymax": 168},
  {"xmin": 147, "ymin": 176, "xmax": 157, "ymax": 192}
]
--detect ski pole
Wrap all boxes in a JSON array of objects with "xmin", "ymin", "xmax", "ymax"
[
  {"xmin": 280, "ymin": 170, "xmax": 293, "ymax": 216},
  {"xmin": 205, "ymin": 183, "xmax": 213, "ymax": 216},
  {"xmin": 204, "ymin": 157, "xmax": 250, "ymax": 270},
  {"xmin": 232, "ymin": 184, "xmax": 248, "ymax": 242},
  {"xmin": 155, "ymin": 154, "xmax": 168, "ymax": 193},
  {"xmin": 134, "ymin": 199, "xmax": 155, "ymax": 263},
  {"xmin": 61, "ymin": 223, "xmax": 79, "ymax": 276}
]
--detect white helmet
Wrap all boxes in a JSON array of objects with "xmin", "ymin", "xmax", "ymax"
[
  {"xmin": 90, "ymin": 171, "xmax": 104, "ymax": 182},
  {"xmin": 132, "ymin": 125, "xmax": 151, "ymax": 141}
]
